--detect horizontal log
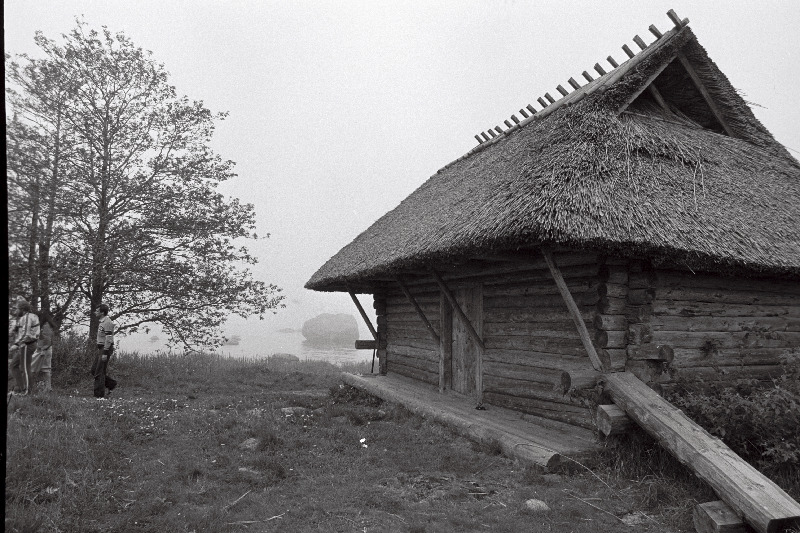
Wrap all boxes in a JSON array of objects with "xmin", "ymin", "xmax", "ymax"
[
  {"xmin": 627, "ymin": 324, "xmax": 652, "ymax": 345},
  {"xmin": 386, "ymin": 308, "xmax": 441, "ymax": 320},
  {"xmin": 386, "ymin": 323, "xmax": 441, "ymax": 337},
  {"xmin": 651, "ymin": 330, "xmax": 800, "ymax": 350},
  {"xmin": 484, "ymin": 322, "xmax": 587, "ymax": 339},
  {"xmin": 387, "ymin": 344, "xmax": 438, "ymax": 362},
  {"xmin": 486, "ymin": 291, "xmax": 599, "ymax": 309},
  {"xmin": 483, "ymin": 348, "xmax": 600, "ymax": 371},
  {"xmin": 483, "ymin": 391, "xmax": 595, "ymax": 430},
  {"xmin": 486, "ymin": 335, "xmax": 588, "ymax": 357},
  {"xmin": 483, "ymin": 276, "xmax": 598, "ymax": 298},
  {"xmin": 656, "ymin": 270, "xmax": 800, "ymax": 296},
  {"xmin": 628, "ymin": 288, "xmax": 655, "ymax": 305},
  {"xmin": 652, "ymin": 301, "xmax": 800, "ymax": 318},
  {"xmin": 598, "ymin": 296, "xmax": 627, "ymax": 314},
  {"xmin": 604, "ymin": 372, "xmax": 800, "ymax": 533},
  {"xmin": 626, "ymin": 304, "xmax": 654, "ymax": 323},
  {"xmin": 385, "ymin": 336, "xmax": 439, "ymax": 352},
  {"xmin": 598, "ymin": 282, "xmax": 628, "ymax": 299},
  {"xmin": 693, "ymin": 500, "xmax": 748, "ymax": 533},
  {"xmin": 486, "ymin": 308, "xmax": 595, "ymax": 325},
  {"xmin": 594, "ymin": 314, "xmax": 627, "ymax": 331},
  {"xmin": 596, "ymin": 404, "xmax": 635, "ymax": 437},
  {"xmin": 627, "ymin": 344, "xmax": 674, "ymax": 362},
  {"xmin": 386, "ymin": 361, "xmax": 438, "ymax": 385},
  {"xmin": 595, "ymin": 329, "xmax": 627, "ymax": 349},
  {"xmin": 598, "ymin": 264, "xmax": 629, "ymax": 284},
  {"xmin": 650, "ymin": 315, "xmax": 800, "ymax": 333},
  {"xmin": 656, "ymin": 286, "xmax": 800, "ymax": 307},
  {"xmin": 482, "ymin": 376, "xmax": 592, "ymax": 405},
  {"xmin": 671, "ymin": 346, "xmax": 800, "ymax": 368},
  {"xmin": 670, "ymin": 364, "xmax": 788, "ymax": 384},
  {"xmin": 483, "ymin": 361, "xmax": 570, "ymax": 393},
  {"xmin": 628, "ymin": 270, "xmax": 658, "ymax": 289}
]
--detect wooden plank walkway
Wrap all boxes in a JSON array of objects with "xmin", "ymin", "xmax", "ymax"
[{"xmin": 342, "ymin": 372, "xmax": 601, "ymax": 469}]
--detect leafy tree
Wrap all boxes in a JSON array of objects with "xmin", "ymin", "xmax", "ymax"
[{"xmin": 6, "ymin": 20, "xmax": 284, "ymax": 348}]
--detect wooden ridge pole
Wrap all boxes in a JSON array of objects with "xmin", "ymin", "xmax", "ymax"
[
  {"xmin": 605, "ymin": 372, "xmax": 800, "ymax": 533},
  {"xmin": 542, "ymin": 249, "xmax": 606, "ymax": 372},
  {"xmin": 431, "ymin": 269, "xmax": 484, "ymax": 351},
  {"xmin": 347, "ymin": 286, "xmax": 377, "ymax": 340},
  {"xmin": 396, "ymin": 276, "xmax": 441, "ymax": 345}
]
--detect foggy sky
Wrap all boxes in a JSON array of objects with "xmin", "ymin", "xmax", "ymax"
[{"xmin": 5, "ymin": 1, "xmax": 800, "ymax": 339}]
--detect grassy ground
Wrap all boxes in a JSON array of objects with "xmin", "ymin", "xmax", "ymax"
[{"xmin": 6, "ymin": 351, "xmax": 773, "ymax": 533}]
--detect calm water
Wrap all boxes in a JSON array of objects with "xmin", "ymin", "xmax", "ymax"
[{"xmin": 129, "ymin": 330, "xmax": 374, "ymax": 367}]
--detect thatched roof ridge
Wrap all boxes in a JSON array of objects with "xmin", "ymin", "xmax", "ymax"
[{"xmin": 307, "ymin": 24, "xmax": 800, "ymax": 292}]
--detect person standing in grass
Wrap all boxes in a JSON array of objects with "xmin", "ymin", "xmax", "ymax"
[
  {"xmin": 31, "ymin": 312, "xmax": 54, "ymax": 393},
  {"xmin": 9, "ymin": 298, "xmax": 40, "ymax": 395},
  {"xmin": 91, "ymin": 304, "xmax": 118, "ymax": 398}
]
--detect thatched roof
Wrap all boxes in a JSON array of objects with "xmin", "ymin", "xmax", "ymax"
[{"xmin": 307, "ymin": 20, "xmax": 800, "ymax": 293}]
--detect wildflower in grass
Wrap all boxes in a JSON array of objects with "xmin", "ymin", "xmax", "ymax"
[{"xmin": 360, "ymin": 438, "xmax": 368, "ymax": 448}]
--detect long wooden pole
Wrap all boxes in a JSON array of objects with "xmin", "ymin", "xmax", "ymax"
[
  {"xmin": 676, "ymin": 52, "xmax": 735, "ymax": 137},
  {"xmin": 347, "ymin": 287, "xmax": 377, "ymax": 340},
  {"xmin": 431, "ymin": 269, "xmax": 484, "ymax": 351},
  {"xmin": 605, "ymin": 372, "xmax": 800, "ymax": 533},
  {"xmin": 542, "ymin": 249, "xmax": 605, "ymax": 372},
  {"xmin": 396, "ymin": 276, "xmax": 440, "ymax": 345}
]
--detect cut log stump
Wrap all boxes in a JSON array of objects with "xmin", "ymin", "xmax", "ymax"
[
  {"xmin": 596, "ymin": 404, "xmax": 635, "ymax": 437},
  {"xmin": 693, "ymin": 501, "xmax": 750, "ymax": 533}
]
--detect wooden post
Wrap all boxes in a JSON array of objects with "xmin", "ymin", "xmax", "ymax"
[
  {"xmin": 431, "ymin": 270, "xmax": 485, "ymax": 351},
  {"xmin": 541, "ymin": 250, "xmax": 606, "ymax": 372},
  {"xmin": 347, "ymin": 287, "xmax": 377, "ymax": 340},
  {"xmin": 596, "ymin": 404, "xmax": 635, "ymax": 437},
  {"xmin": 604, "ymin": 372, "xmax": 800, "ymax": 533},
  {"xmin": 694, "ymin": 501, "xmax": 749, "ymax": 533},
  {"xmin": 440, "ymin": 293, "xmax": 453, "ymax": 392},
  {"xmin": 396, "ymin": 276, "xmax": 440, "ymax": 345}
]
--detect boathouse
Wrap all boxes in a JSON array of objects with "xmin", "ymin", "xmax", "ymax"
[{"xmin": 307, "ymin": 11, "xmax": 800, "ymax": 531}]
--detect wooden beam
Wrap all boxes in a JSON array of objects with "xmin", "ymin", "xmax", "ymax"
[
  {"xmin": 355, "ymin": 340, "xmax": 377, "ymax": 350},
  {"xmin": 347, "ymin": 288, "xmax": 377, "ymax": 340},
  {"xmin": 396, "ymin": 276, "xmax": 441, "ymax": 346},
  {"xmin": 541, "ymin": 250, "xmax": 606, "ymax": 372},
  {"xmin": 431, "ymin": 269, "xmax": 484, "ymax": 351},
  {"xmin": 617, "ymin": 54, "xmax": 676, "ymax": 114},
  {"xmin": 677, "ymin": 52, "xmax": 736, "ymax": 137},
  {"xmin": 596, "ymin": 404, "xmax": 635, "ymax": 437},
  {"xmin": 604, "ymin": 372, "xmax": 800, "ymax": 533}
]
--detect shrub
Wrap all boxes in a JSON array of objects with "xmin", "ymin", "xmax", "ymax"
[
  {"xmin": 52, "ymin": 328, "xmax": 93, "ymax": 385},
  {"xmin": 665, "ymin": 356, "xmax": 800, "ymax": 473}
]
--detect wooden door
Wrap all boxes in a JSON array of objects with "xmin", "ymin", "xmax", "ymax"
[{"xmin": 451, "ymin": 285, "xmax": 483, "ymax": 396}]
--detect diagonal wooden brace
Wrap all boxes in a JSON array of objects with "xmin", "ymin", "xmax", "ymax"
[
  {"xmin": 347, "ymin": 286, "xmax": 377, "ymax": 340},
  {"xmin": 542, "ymin": 249, "xmax": 606, "ymax": 372},
  {"xmin": 396, "ymin": 276, "xmax": 440, "ymax": 345}
]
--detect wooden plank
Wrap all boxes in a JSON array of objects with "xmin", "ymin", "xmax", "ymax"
[
  {"xmin": 396, "ymin": 276, "xmax": 441, "ymax": 345},
  {"xmin": 342, "ymin": 373, "xmax": 564, "ymax": 467},
  {"xmin": 432, "ymin": 269, "xmax": 484, "ymax": 350},
  {"xmin": 656, "ymin": 286, "xmax": 800, "ymax": 306},
  {"xmin": 604, "ymin": 372, "xmax": 800, "ymax": 533},
  {"xmin": 652, "ymin": 301, "xmax": 800, "ymax": 319},
  {"xmin": 348, "ymin": 288, "xmax": 377, "ymax": 340},
  {"xmin": 693, "ymin": 500, "xmax": 749, "ymax": 533},
  {"xmin": 543, "ymin": 250, "xmax": 606, "ymax": 372},
  {"xmin": 651, "ymin": 330, "xmax": 800, "ymax": 350},
  {"xmin": 677, "ymin": 52, "xmax": 735, "ymax": 137},
  {"xmin": 617, "ymin": 54, "xmax": 676, "ymax": 114},
  {"xmin": 596, "ymin": 404, "xmax": 635, "ymax": 437},
  {"xmin": 654, "ymin": 271, "xmax": 800, "ymax": 296}
]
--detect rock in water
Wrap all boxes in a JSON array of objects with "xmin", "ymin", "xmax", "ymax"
[{"xmin": 301, "ymin": 313, "xmax": 359, "ymax": 346}]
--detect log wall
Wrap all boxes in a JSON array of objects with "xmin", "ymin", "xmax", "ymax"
[
  {"xmin": 638, "ymin": 269, "xmax": 800, "ymax": 390},
  {"xmin": 384, "ymin": 282, "xmax": 441, "ymax": 386},
  {"xmin": 481, "ymin": 252, "xmax": 601, "ymax": 429}
]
